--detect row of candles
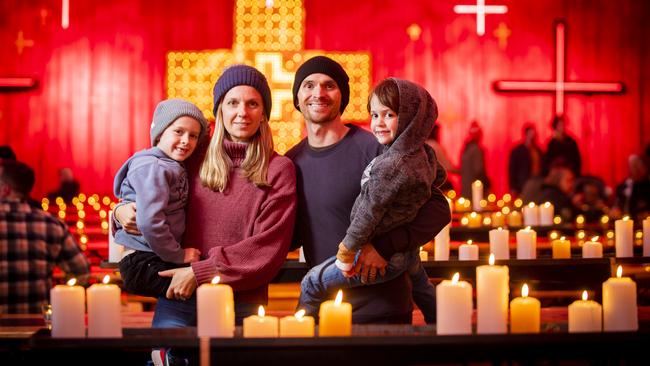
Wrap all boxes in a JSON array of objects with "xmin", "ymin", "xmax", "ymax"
[
  {"xmin": 428, "ymin": 217, "xmax": 650, "ymax": 261},
  {"xmin": 437, "ymin": 257, "xmax": 637, "ymax": 334},
  {"xmin": 50, "ymin": 263, "xmax": 637, "ymax": 338},
  {"xmin": 49, "ymin": 275, "xmax": 351, "ymax": 338}
]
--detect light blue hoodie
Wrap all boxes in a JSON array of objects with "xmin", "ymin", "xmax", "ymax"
[{"xmin": 113, "ymin": 147, "xmax": 187, "ymax": 263}]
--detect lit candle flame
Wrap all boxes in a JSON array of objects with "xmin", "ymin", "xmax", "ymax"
[
  {"xmin": 419, "ymin": 246, "xmax": 424, "ymax": 252},
  {"xmin": 66, "ymin": 278, "xmax": 77, "ymax": 286},
  {"xmin": 544, "ymin": 202, "xmax": 551, "ymax": 208},
  {"xmin": 489, "ymin": 253, "xmax": 495, "ymax": 265},
  {"xmin": 258, "ymin": 305, "xmax": 265, "ymax": 317},
  {"xmin": 473, "ymin": 180, "xmax": 482, "ymax": 186},
  {"xmin": 522, "ymin": 284, "xmax": 529, "ymax": 298},
  {"xmin": 498, "ymin": 227, "xmax": 503, "ymax": 231},
  {"xmin": 211, "ymin": 276, "xmax": 221, "ymax": 285},
  {"xmin": 560, "ymin": 236, "xmax": 566, "ymax": 241},
  {"xmin": 591, "ymin": 236, "xmax": 599, "ymax": 242},
  {"xmin": 452, "ymin": 272, "xmax": 460, "ymax": 284},
  {"xmin": 470, "ymin": 212, "xmax": 477, "ymax": 218},
  {"xmin": 335, "ymin": 290, "xmax": 343, "ymax": 305},
  {"xmin": 525, "ymin": 226, "xmax": 531, "ymax": 231},
  {"xmin": 528, "ymin": 202, "xmax": 535, "ymax": 208},
  {"xmin": 616, "ymin": 265, "xmax": 623, "ymax": 278},
  {"xmin": 582, "ymin": 290, "xmax": 588, "ymax": 301},
  {"xmin": 623, "ymin": 216, "xmax": 629, "ymax": 221},
  {"xmin": 102, "ymin": 275, "xmax": 110, "ymax": 284},
  {"xmin": 467, "ymin": 240, "xmax": 473, "ymax": 245},
  {"xmin": 295, "ymin": 309, "xmax": 305, "ymax": 319}
]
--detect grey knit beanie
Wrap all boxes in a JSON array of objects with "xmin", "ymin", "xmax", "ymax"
[
  {"xmin": 150, "ymin": 99, "xmax": 209, "ymax": 146},
  {"xmin": 212, "ymin": 65, "xmax": 272, "ymax": 120},
  {"xmin": 292, "ymin": 56, "xmax": 350, "ymax": 114}
]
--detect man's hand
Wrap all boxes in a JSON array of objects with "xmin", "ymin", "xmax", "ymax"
[
  {"xmin": 159, "ymin": 267, "xmax": 198, "ymax": 301},
  {"xmin": 114, "ymin": 202, "xmax": 140, "ymax": 235},
  {"xmin": 354, "ymin": 243, "xmax": 388, "ymax": 284}
]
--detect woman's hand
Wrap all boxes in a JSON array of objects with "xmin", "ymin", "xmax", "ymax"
[
  {"xmin": 354, "ymin": 243, "xmax": 388, "ymax": 284},
  {"xmin": 158, "ymin": 267, "xmax": 198, "ymax": 301},
  {"xmin": 113, "ymin": 202, "xmax": 140, "ymax": 235}
]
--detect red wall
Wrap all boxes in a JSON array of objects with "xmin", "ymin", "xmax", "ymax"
[{"xmin": 1, "ymin": 0, "xmax": 649, "ymax": 198}]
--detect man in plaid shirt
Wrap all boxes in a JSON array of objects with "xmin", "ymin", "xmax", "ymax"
[{"xmin": 0, "ymin": 160, "xmax": 90, "ymax": 313}]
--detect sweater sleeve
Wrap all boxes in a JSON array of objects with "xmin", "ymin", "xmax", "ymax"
[
  {"xmin": 372, "ymin": 182, "xmax": 451, "ymax": 261},
  {"xmin": 191, "ymin": 161, "xmax": 297, "ymax": 290},
  {"xmin": 130, "ymin": 162, "xmax": 185, "ymax": 263}
]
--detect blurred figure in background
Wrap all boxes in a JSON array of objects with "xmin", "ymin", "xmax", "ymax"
[
  {"xmin": 425, "ymin": 123, "xmax": 458, "ymax": 192},
  {"xmin": 542, "ymin": 115, "xmax": 581, "ymax": 177},
  {"xmin": 460, "ymin": 120, "xmax": 490, "ymax": 198},
  {"xmin": 47, "ymin": 167, "xmax": 80, "ymax": 203},
  {"xmin": 508, "ymin": 123, "xmax": 542, "ymax": 196},
  {"xmin": 612, "ymin": 154, "xmax": 650, "ymax": 220}
]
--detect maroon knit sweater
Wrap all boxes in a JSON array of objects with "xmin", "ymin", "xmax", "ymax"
[{"xmin": 185, "ymin": 140, "xmax": 297, "ymax": 305}]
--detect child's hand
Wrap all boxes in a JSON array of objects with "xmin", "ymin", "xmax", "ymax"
[
  {"xmin": 335, "ymin": 242, "xmax": 355, "ymax": 272},
  {"xmin": 183, "ymin": 248, "xmax": 201, "ymax": 263}
]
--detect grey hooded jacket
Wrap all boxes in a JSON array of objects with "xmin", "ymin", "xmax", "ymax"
[{"xmin": 342, "ymin": 78, "xmax": 442, "ymax": 250}]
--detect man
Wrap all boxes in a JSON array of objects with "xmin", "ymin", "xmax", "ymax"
[
  {"xmin": 0, "ymin": 160, "xmax": 90, "ymax": 313},
  {"xmin": 286, "ymin": 56, "xmax": 450, "ymax": 323},
  {"xmin": 542, "ymin": 115, "xmax": 582, "ymax": 177},
  {"xmin": 508, "ymin": 123, "xmax": 542, "ymax": 196}
]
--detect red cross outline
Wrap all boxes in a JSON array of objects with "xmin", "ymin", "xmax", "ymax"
[{"xmin": 493, "ymin": 20, "xmax": 624, "ymax": 117}]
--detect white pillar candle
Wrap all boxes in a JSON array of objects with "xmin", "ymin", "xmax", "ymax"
[
  {"xmin": 477, "ymin": 254, "xmax": 509, "ymax": 334},
  {"xmin": 436, "ymin": 273, "xmax": 472, "ymax": 335},
  {"xmin": 516, "ymin": 226, "xmax": 537, "ymax": 259},
  {"xmin": 523, "ymin": 202, "xmax": 539, "ymax": 227},
  {"xmin": 643, "ymin": 217, "xmax": 650, "ymax": 257},
  {"xmin": 50, "ymin": 278, "xmax": 86, "ymax": 338},
  {"xmin": 582, "ymin": 236, "xmax": 603, "ymax": 258},
  {"xmin": 472, "ymin": 180, "xmax": 483, "ymax": 212},
  {"xmin": 108, "ymin": 210, "xmax": 125, "ymax": 263},
  {"xmin": 87, "ymin": 275, "xmax": 122, "ymax": 338},
  {"xmin": 568, "ymin": 291, "xmax": 602, "ymax": 333},
  {"xmin": 197, "ymin": 276, "xmax": 235, "ymax": 338},
  {"xmin": 539, "ymin": 202, "xmax": 554, "ymax": 226},
  {"xmin": 279, "ymin": 309, "xmax": 315, "ymax": 337},
  {"xmin": 551, "ymin": 236, "xmax": 571, "ymax": 259},
  {"xmin": 458, "ymin": 240, "xmax": 479, "ymax": 261},
  {"xmin": 419, "ymin": 246, "xmax": 429, "ymax": 261},
  {"xmin": 243, "ymin": 306, "xmax": 279, "ymax": 338},
  {"xmin": 318, "ymin": 290, "xmax": 352, "ymax": 336},
  {"xmin": 603, "ymin": 266, "xmax": 638, "ymax": 331},
  {"xmin": 489, "ymin": 228, "xmax": 510, "ymax": 260},
  {"xmin": 510, "ymin": 284, "xmax": 540, "ymax": 333},
  {"xmin": 615, "ymin": 216, "xmax": 634, "ymax": 258},
  {"xmin": 434, "ymin": 223, "xmax": 450, "ymax": 261}
]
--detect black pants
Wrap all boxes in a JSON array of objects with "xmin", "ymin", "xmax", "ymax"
[{"xmin": 118, "ymin": 251, "xmax": 188, "ymax": 298}]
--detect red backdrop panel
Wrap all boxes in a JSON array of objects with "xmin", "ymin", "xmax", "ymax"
[{"xmin": 0, "ymin": 0, "xmax": 648, "ymax": 198}]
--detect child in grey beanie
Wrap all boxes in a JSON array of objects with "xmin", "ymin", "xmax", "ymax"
[{"xmin": 113, "ymin": 98, "xmax": 209, "ymax": 298}]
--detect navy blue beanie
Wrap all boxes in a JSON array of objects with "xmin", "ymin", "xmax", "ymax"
[
  {"xmin": 212, "ymin": 65, "xmax": 272, "ymax": 120},
  {"xmin": 292, "ymin": 56, "xmax": 350, "ymax": 114}
]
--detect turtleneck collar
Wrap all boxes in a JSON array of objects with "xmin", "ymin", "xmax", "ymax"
[{"xmin": 223, "ymin": 139, "xmax": 248, "ymax": 166}]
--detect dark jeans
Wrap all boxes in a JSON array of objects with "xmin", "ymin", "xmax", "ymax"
[{"xmin": 118, "ymin": 251, "xmax": 187, "ymax": 298}]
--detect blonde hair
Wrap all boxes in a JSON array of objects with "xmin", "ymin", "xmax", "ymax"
[{"xmin": 199, "ymin": 103, "xmax": 274, "ymax": 192}]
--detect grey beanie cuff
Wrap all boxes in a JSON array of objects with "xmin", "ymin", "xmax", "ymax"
[
  {"xmin": 292, "ymin": 56, "xmax": 350, "ymax": 114},
  {"xmin": 150, "ymin": 99, "xmax": 209, "ymax": 146},
  {"xmin": 212, "ymin": 65, "xmax": 272, "ymax": 120}
]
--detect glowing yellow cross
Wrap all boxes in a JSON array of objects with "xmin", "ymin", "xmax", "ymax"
[{"xmin": 167, "ymin": 0, "xmax": 372, "ymax": 154}]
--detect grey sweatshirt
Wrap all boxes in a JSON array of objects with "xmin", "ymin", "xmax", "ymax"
[
  {"xmin": 113, "ymin": 147, "xmax": 188, "ymax": 263},
  {"xmin": 342, "ymin": 78, "xmax": 441, "ymax": 251}
]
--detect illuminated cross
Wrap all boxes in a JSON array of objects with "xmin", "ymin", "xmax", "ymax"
[
  {"xmin": 15, "ymin": 31, "xmax": 35, "ymax": 55},
  {"xmin": 61, "ymin": 0, "xmax": 69, "ymax": 29},
  {"xmin": 0, "ymin": 78, "xmax": 37, "ymax": 91},
  {"xmin": 493, "ymin": 21, "xmax": 624, "ymax": 117},
  {"xmin": 167, "ymin": 0, "xmax": 372, "ymax": 154},
  {"xmin": 454, "ymin": 0, "xmax": 508, "ymax": 36},
  {"xmin": 493, "ymin": 22, "xmax": 511, "ymax": 49}
]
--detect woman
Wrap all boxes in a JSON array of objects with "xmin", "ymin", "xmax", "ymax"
[{"xmin": 115, "ymin": 65, "xmax": 297, "ymax": 328}]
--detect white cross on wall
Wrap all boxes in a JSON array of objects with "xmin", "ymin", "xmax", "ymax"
[{"xmin": 454, "ymin": 0, "xmax": 508, "ymax": 36}]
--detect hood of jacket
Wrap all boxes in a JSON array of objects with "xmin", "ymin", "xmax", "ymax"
[{"xmin": 113, "ymin": 147, "xmax": 177, "ymax": 196}]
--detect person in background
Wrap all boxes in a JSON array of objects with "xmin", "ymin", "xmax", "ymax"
[
  {"xmin": 537, "ymin": 165, "xmax": 576, "ymax": 221},
  {"xmin": 460, "ymin": 120, "xmax": 490, "ymax": 198},
  {"xmin": 508, "ymin": 123, "xmax": 542, "ymax": 196},
  {"xmin": 611, "ymin": 154, "xmax": 650, "ymax": 220},
  {"xmin": 425, "ymin": 123, "xmax": 457, "ymax": 192},
  {"xmin": 47, "ymin": 168, "xmax": 81, "ymax": 203},
  {"xmin": 542, "ymin": 115, "xmax": 581, "ymax": 177},
  {"xmin": 0, "ymin": 159, "xmax": 90, "ymax": 313},
  {"xmin": 0, "ymin": 145, "xmax": 16, "ymax": 161}
]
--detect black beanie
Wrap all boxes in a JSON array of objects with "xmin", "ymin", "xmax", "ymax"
[
  {"xmin": 213, "ymin": 65, "xmax": 272, "ymax": 120},
  {"xmin": 292, "ymin": 56, "xmax": 350, "ymax": 114}
]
